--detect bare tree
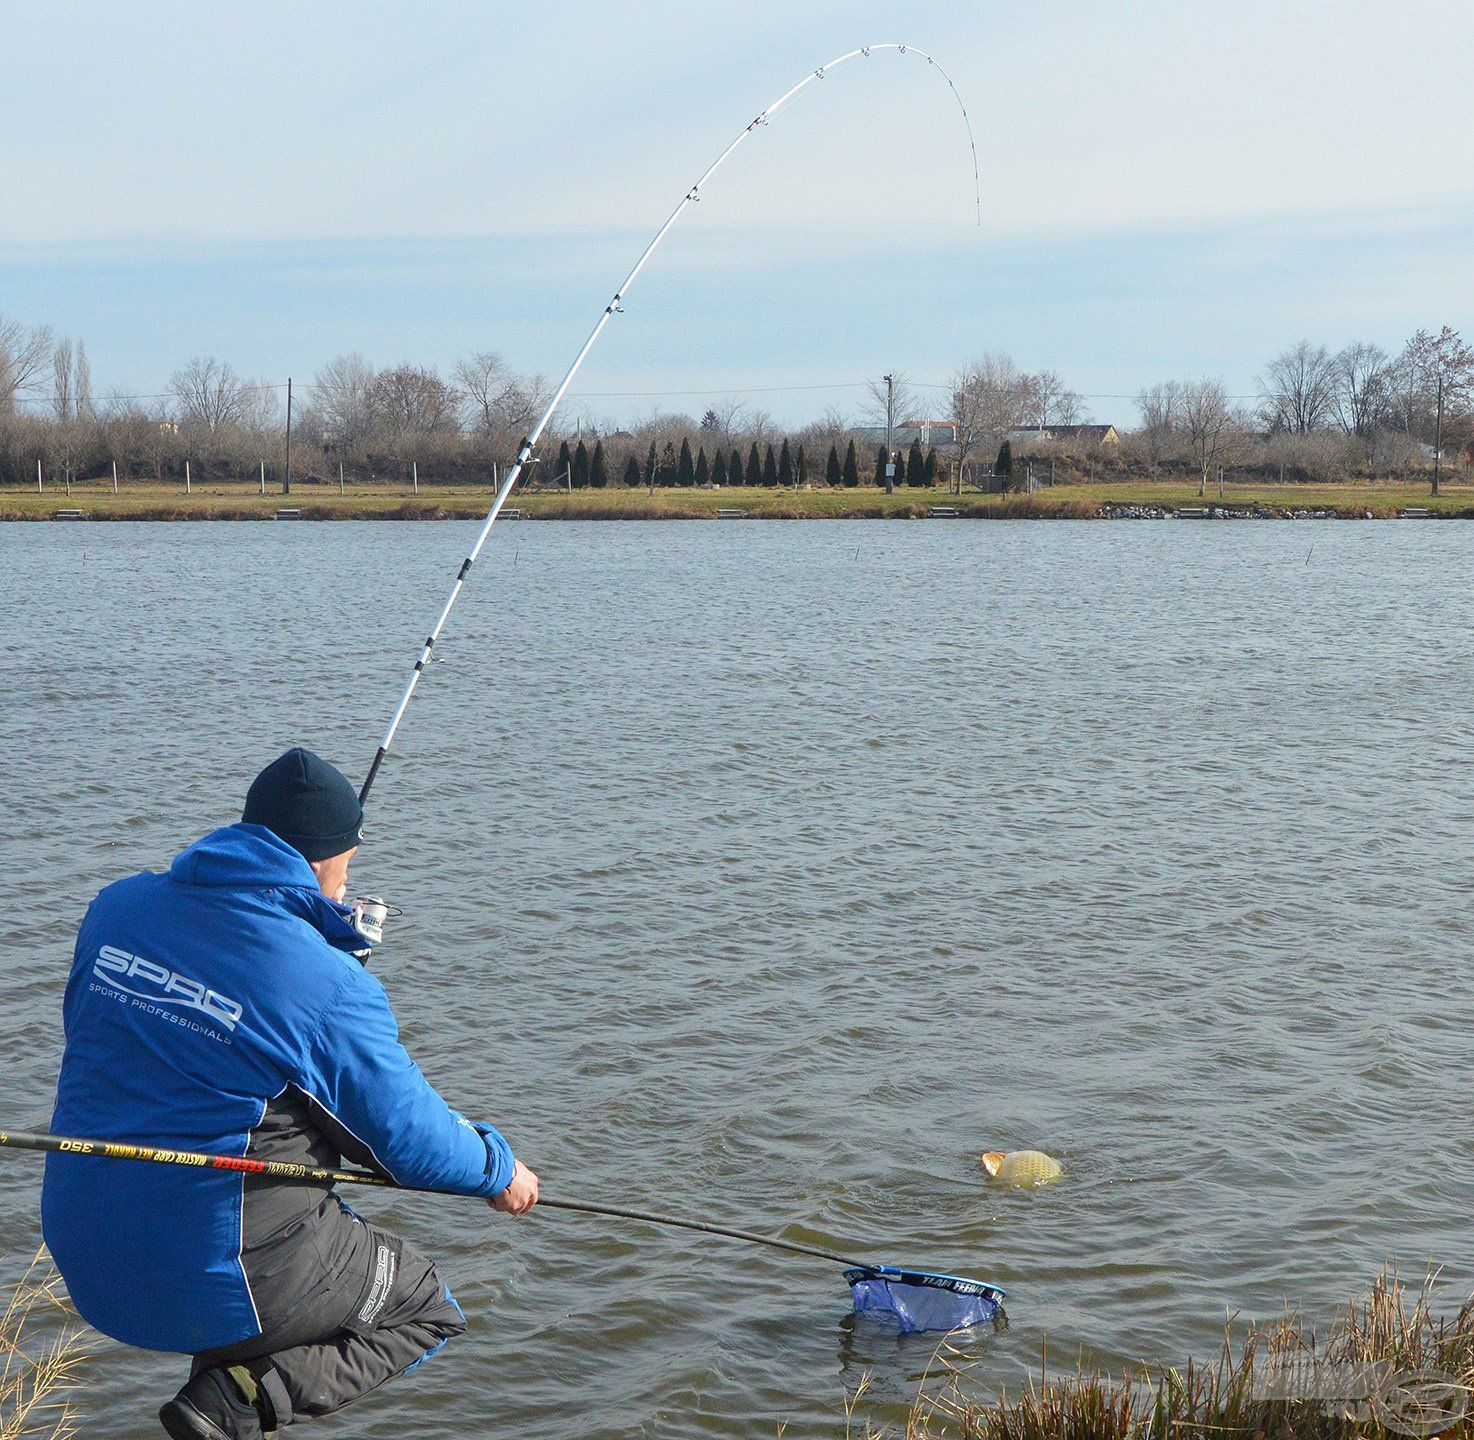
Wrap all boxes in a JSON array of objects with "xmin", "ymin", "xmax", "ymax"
[
  {"xmin": 947, "ymin": 362, "xmax": 986, "ymax": 489},
  {"xmin": 1397, "ymin": 327, "xmax": 1474, "ymax": 492},
  {"xmin": 453, "ymin": 352, "xmax": 547, "ymax": 438},
  {"xmin": 371, "ymin": 365, "xmax": 460, "ymax": 447},
  {"xmin": 238, "ymin": 380, "xmax": 283, "ymax": 433},
  {"xmin": 862, "ymin": 372, "xmax": 918, "ymax": 430},
  {"xmin": 0, "ymin": 312, "xmax": 54, "ymax": 413},
  {"xmin": 1135, "ymin": 380, "xmax": 1184, "ymax": 471},
  {"xmin": 1023, "ymin": 369, "xmax": 1086, "ymax": 427},
  {"xmin": 1258, "ymin": 340, "xmax": 1338, "ymax": 434},
  {"xmin": 697, "ymin": 397, "xmax": 751, "ymax": 451},
  {"xmin": 1179, "ymin": 378, "xmax": 1246, "ymax": 495},
  {"xmin": 948, "ymin": 353, "xmax": 1032, "ymax": 480},
  {"xmin": 308, "ymin": 353, "xmax": 378, "ymax": 451},
  {"xmin": 52, "ymin": 338, "xmax": 75, "ymax": 421},
  {"xmin": 793, "ymin": 405, "xmax": 852, "ymax": 460},
  {"xmin": 1333, "ymin": 342, "xmax": 1391, "ymax": 464},
  {"xmin": 171, "ymin": 356, "xmax": 253, "ymax": 435},
  {"xmin": 74, "ymin": 341, "xmax": 94, "ymax": 420}
]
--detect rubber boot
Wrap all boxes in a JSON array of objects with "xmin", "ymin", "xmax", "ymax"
[{"xmin": 159, "ymin": 1365, "xmax": 272, "ymax": 1439}]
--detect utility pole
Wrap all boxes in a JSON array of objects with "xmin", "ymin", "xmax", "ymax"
[
  {"xmin": 1433, "ymin": 372, "xmax": 1444, "ymax": 497},
  {"xmin": 283, "ymin": 378, "xmax": 294, "ymax": 496},
  {"xmin": 883, "ymin": 373, "xmax": 895, "ymax": 495}
]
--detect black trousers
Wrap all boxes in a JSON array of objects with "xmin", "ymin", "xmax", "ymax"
[{"xmin": 193, "ymin": 1210, "xmax": 466, "ymax": 1426}]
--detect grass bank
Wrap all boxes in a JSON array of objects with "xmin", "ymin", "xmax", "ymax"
[
  {"xmin": 4, "ymin": 480, "xmax": 1474, "ymax": 522},
  {"xmin": 898, "ymin": 1274, "xmax": 1473, "ymax": 1440}
]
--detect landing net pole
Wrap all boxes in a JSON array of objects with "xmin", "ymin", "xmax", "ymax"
[
  {"xmin": 1, "ymin": 1127, "xmax": 859, "ymax": 1267},
  {"xmin": 358, "ymin": 43, "xmax": 981, "ymax": 804}
]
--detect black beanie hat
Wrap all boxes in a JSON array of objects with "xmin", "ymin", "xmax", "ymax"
[{"xmin": 242, "ymin": 747, "xmax": 364, "ymax": 862}]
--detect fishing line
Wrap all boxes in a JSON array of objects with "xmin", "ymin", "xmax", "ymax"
[{"xmin": 357, "ymin": 43, "xmax": 982, "ymax": 805}]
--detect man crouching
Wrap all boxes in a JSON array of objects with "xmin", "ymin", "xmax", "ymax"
[{"xmin": 41, "ymin": 747, "xmax": 538, "ymax": 1438}]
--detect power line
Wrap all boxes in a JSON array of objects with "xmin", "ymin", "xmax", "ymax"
[
  {"xmin": 7, "ymin": 376, "xmax": 1263, "ymax": 410},
  {"xmin": 10, "ymin": 381, "xmax": 291, "ymax": 406},
  {"xmin": 571, "ymin": 380, "xmax": 874, "ymax": 399}
]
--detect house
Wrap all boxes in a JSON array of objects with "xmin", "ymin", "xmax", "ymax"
[
  {"xmin": 1007, "ymin": 424, "xmax": 1120, "ymax": 450},
  {"xmin": 855, "ymin": 420, "xmax": 959, "ymax": 447}
]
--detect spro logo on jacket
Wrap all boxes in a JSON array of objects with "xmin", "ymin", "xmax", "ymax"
[{"xmin": 92, "ymin": 944, "xmax": 245, "ymax": 1035}]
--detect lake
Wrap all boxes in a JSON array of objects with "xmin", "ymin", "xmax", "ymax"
[{"xmin": 3, "ymin": 517, "xmax": 1473, "ymax": 1438}]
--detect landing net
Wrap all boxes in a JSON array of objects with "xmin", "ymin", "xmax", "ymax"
[{"xmin": 844, "ymin": 1264, "xmax": 1005, "ymax": 1334}]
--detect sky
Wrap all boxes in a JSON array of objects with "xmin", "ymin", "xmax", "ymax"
[{"xmin": 3, "ymin": 0, "xmax": 1472, "ymax": 427}]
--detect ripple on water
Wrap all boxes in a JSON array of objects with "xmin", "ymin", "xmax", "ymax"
[{"xmin": 4, "ymin": 520, "xmax": 1474, "ymax": 1438}]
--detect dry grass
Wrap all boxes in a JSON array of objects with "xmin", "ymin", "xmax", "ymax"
[
  {"xmin": 6, "ymin": 478, "xmax": 1474, "ymax": 521},
  {"xmin": 856, "ymin": 1273, "xmax": 1474, "ymax": 1440},
  {"xmin": 0, "ymin": 1251, "xmax": 89, "ymax": 1440}
]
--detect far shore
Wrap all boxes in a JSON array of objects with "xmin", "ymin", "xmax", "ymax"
[{"xmin": 5, "ymin": 479, "xmax": 1474, "ymax": 522}]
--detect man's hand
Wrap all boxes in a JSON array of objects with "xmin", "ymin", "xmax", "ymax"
[{"xmin": 490, "ymin": 1159, "xmax": 539, "ymax": 1216}]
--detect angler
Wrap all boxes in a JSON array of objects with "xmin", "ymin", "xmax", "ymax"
[{"xmin": 40, "ymin": 747, "xmax": 539, "ymax": 1439}]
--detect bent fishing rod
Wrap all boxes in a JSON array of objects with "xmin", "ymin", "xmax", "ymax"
[
  {"xmin": 0, "ymin": 1127, "xmax": 860, "ymax": 1274},
  {"xmin": 357, "ymin": 43, "xmax": 981, "ymax": 806}
]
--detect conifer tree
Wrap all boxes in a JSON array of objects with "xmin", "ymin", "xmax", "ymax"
[
  {"xmin": 924, "ymin": 447, "xmax": 938, "ymax": 486},
  {"xmin": 731, "ymin": 447, "xmax": 745, "ymax": 486},
  {"xmin": 660, "ymin": 441, "xmax": 679, "ymax": 486},
  {"xmin": 873, "ymin": 444, "xmax": 888, "ymax": 486},
  {"xmin": 557, "ymin": 439, "xmax": 573, "ymax": 488},
  {"xmin": 996, "ymin": 439, "xmax": 1013, "ymax": 492},
  {"xmin": 712, "ymin": 449, "xmax": 728, "ymax": 487},
  {"xmin": 894, "ymin": 449, "xmax": 907, "ymax": 486},
  {"xmin": 907, "ymin": 439, "xmax": 926, "ymax": 487},
  {"xmin": 695, "ymin": 448, "xmax": 709, "ymax": 487},
  {"xmin": 572, "ymin": 439, "xmax": 590, "ymax": 488},
  {"xmin": 677, "ymin": 437, "xmax": 695, "ymax": 487},
  {"xmin": 745, "ymin": 443, "xmax": 762, "ymax": 487},
  {"xmin": 778, "ymin": 438, "xmax": 793, "ymax": 488},
  {"xmin": 590, "ymin": 441, "xmax": 608, "ymax": 488},
  {"xmin": 842, "ymin": 439, "xmax": 859, "ymax": 488},
  {"xmin": 645, "ymin": 440, "xmax": 658, "ymax": 488},
  {"xmin": 825, "ymin": 444, "xmax": 841, "ymax": 487},
  {"xmin": 795, "ymin": 444, "xmax": 808, "ymax": 487},
  {"xmin": 622, "ymin": 455, "xmax": 642, "ymax": 488},
  {"xmin": 762, "ymin": 444, "xmax": 779, "ymax": 487}
]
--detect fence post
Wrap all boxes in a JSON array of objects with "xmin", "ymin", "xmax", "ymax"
[
  {"xmin": 259, "ymin": 459, "xmax": 266, "ymax": 495},
  {"xmin": 339, "ymin": 461, "xmax": 345, "ymax": 496},
  {"xmin": 412, "ymin": 460, "xmax": 419, "ymax": 496},
  {"xmin": 283, "ymin": 378, "xmax": 293, "ymax": 496},
  {"xmin": 185, "ymin": 459, "xmax": 191, "ymax": 495},
  {"xmin": 112, "ymin": 459, "xmax": 119, "ymax": 494},
  {"xmin": 36, "ymin": 458, "xmax": 42, "ymax": 493}
]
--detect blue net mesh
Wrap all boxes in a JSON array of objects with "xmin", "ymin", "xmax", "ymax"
[{"xmin": 844, "ymin": 1265, "xmax": 1005, "ymax": 1334}]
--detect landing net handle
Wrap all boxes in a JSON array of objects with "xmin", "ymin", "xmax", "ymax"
[{"xmin": 0, "ymin": 1128, "xmax": 859, "ymax": 1268}]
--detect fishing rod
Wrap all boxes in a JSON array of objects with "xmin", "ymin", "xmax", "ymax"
[
  {"xmin": 357, "ymin": 43, "xmax": 981, "ymax": 806},
  {"xmin": 1, "ymin": 1129, "xmax": 1006, "ymax": 1324}
]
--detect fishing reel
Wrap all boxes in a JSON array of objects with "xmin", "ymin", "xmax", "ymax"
[{"xmin": 349, "ymin": 895, "xmax": 402, "ymax": 958}]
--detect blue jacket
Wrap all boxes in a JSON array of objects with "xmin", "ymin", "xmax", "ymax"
[{"xmin": 41, "ymin": 824, "xmax": 515, "ymax": 1354}]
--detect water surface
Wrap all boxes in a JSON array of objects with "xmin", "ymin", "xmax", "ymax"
[{"xmin": 2, "ymin": 518, "xmax": 1473, "ymax": 1437}]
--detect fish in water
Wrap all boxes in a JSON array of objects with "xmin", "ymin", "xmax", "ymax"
[{"xmin": 981, "ymin": 1150, "xmax": 1062, "ymax": 1187}]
